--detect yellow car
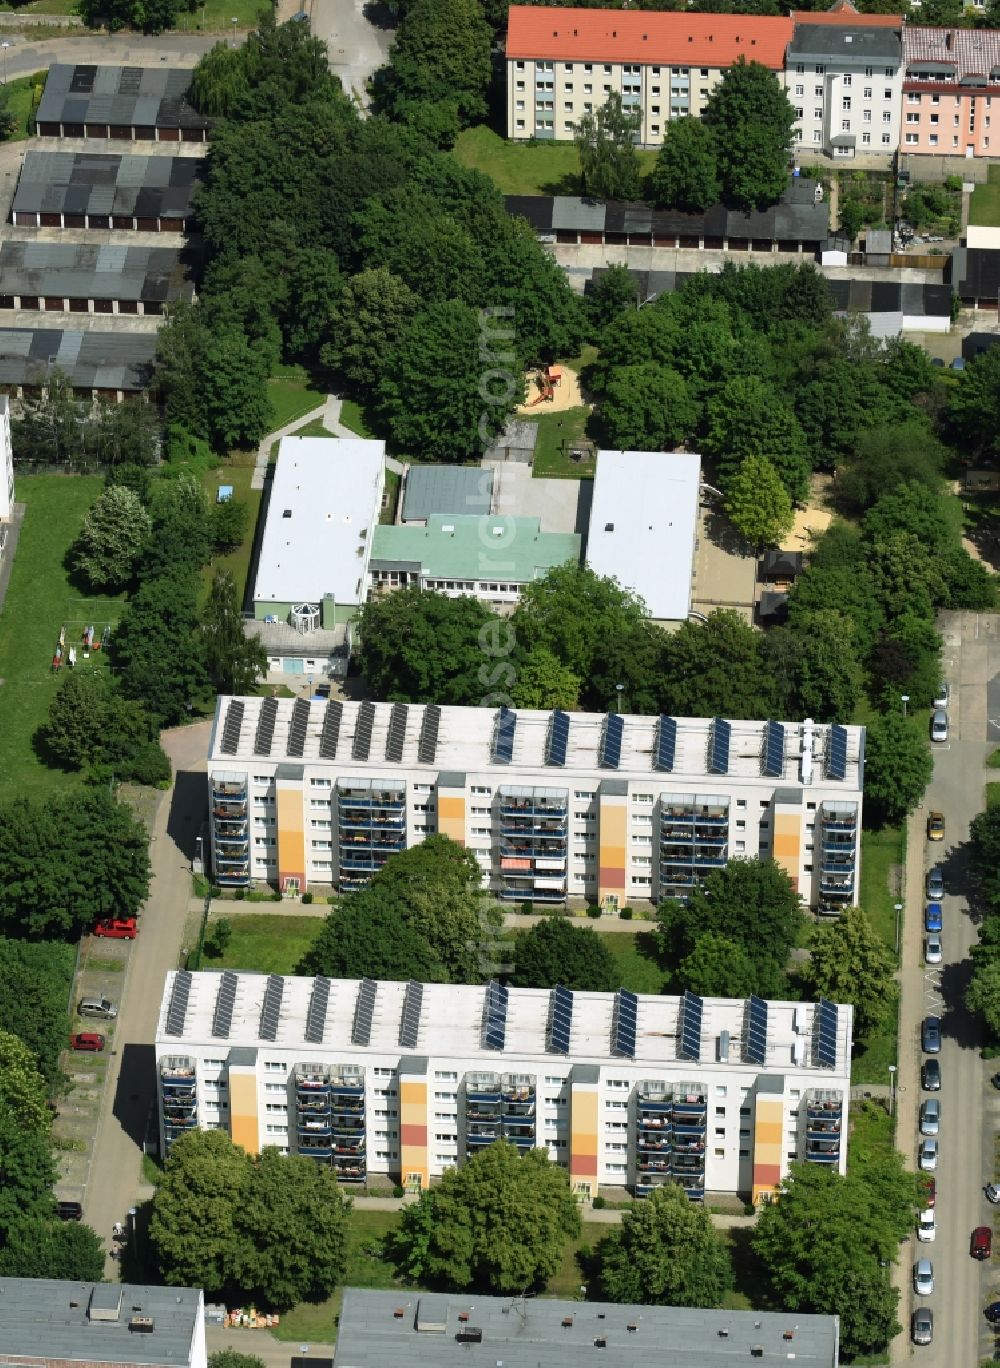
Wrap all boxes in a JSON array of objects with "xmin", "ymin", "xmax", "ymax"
[{"xmin": 926, "ymin": 812, "xmax": 945, "ymax": 842}]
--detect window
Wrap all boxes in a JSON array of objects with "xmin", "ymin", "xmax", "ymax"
[
  {"xmin": 884, "ymin": 88, "xmax": 892, "ymax": 100},
  {"xmin": 795, "ymin": 106, "xmax": 803, "ymax": 119},
  {"xmin": 881, "ymin": 132, "xmax": 891, "ymax": 145},
  {"xmin": 264, "ymin": 1061, "xmax": 285, "ymax": 1074},
  {"xmin": 863, "ymin": 109, "xmax": 871, "ymax": 123},
  {"xmin": 843, "ymin": 74, "xmax": 851, "ymax": 87},
  {"xmin": 882, "ymin": 110, "xmax": 891, "ymax": 123},
  {"xmin": 796, "ymin": 63, "xmax": 804, "ymax": 74},
  {"xmin": 794, "ymin": 83, "xmax": 804, "ymax": 96},
  {"xmin": 715, "ymin": 1105, "xmax": 726, "ymax": 1117},
  {"xmin": 909, "ymin": 92, "xmax": 921, "ymax": 104},
  {"xmin": 929, "ymin": 134, "xmax": 938, "ymax": 146},
  {"xmin": 515, "ymin": 60, "xmax": 524, "ymax": 70},
  {"xmin": 906, "ymin": 112, "xmax": 918, "ymax": 123},
  {"xmin": 885, "ymin": 68, "xmax": 894, "ymax": 78},
  {"xmin": 814, "ymin": 108, "xmax": 823, "ymax": 120},
  {"xmin": 842, "ymin": 97, "xmax": 851, "ymax": 111},
  {"xmin": 564, "ymin": 62, "xmax": 573, "ymax": 71},
  {"xmin": 862, "ymin": 132, "xmax": 871, "ymax": 145},
  {"xmin": 865, "ymin": 65, "xmax": 873, "ymax": 77},
  {"xmin": 814, "ymin": 65, "xmax": 825, "ymax": 75},
  {"xmin": 814, "ymin": 85, "xmax": 823, "ymax": 98},
  {"xmin": 930, "ymin": 113, "xmax": 939, "ymax": 125},
  {"xmin": 434, "ymin": 1071, "xmax": 457, "ymax": 1081},
  {"xmin": 863, "ymin": 87, "xmax": 872, "ymax": 99}
]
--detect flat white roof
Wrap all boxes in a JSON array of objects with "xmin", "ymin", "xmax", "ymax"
[
  {"xmin": 157, "ymin": 971, "xmax": 854, "ymax": 1076},
  {"xmin": 586, "ymin": 449, "xmax": 701, "ymax": 621},
  {"xmin": 253, "ymin": 436, "xmax": 384, "ymax": 607}
]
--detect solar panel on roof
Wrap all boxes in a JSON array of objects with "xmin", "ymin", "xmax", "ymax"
[
  {"xmin": 385, "ymin": 703, "xmax": 408, "ymax": 763},
  {"xmin": 482, "ymin": 979, "xmax": 509, "ymax": 1051},
  {"xmin": 678, "ymin": 991, "xmax": 703, "ymax": 1062},
  {"xmin": 611, "ymin": 988, "xmax": 638, "ymax": 1057},
  {"xmin": 654, "ymin": 715, "xmax": 676, "ymax": 772},
  {"xmin": 259, "ymin": 974, "xmax": 284, "ymax": 1042},
  {"xmin": 352, "ymin": 978, "xmax": 378, "ymax": 1047},
  {"xmin": 353, "ymin": 701, "xmax": 375, "ymax": 761},
  {"xmin": 547, "ymin": 984, "xmax": 574, "ymax": 1054},
  {"xmin": 254, "ymin": 697, "xmax": 278, "ymax": 756},
  {"xmin": 707, "ymin": 717, "xmax": 731, "ymax": 775},
  {"xmin": 304, "ymin": 977, "xmax": 331, "ymax": 1044},
  {"xmin": 492, "ymin": 707, "xmax": 517, "ymax": 764},
  {"xmin": 164, "ymin": 970, "xmax": 192, "ymax": 1037},
  {"xmin": 286, "ymin": 697, "xmax": 310, "ymax": 758},
  {"xmin": 319, "ymin": 701, "xmax": 342, "ymax": 760},
  {"xmin": 600, "ymin": 714, "xmax": 624, "ymax": 769},
  {"xmin": 417, "ymin": 705, "xmax": 441, "ymax": 764},
  {"xmin": 545, "ymin": 710, "xmax": 570, "ymax": 767},
  {"xmin": 211, "ymin": 971, "xmax": 238, "ymax": 1039},
  {"xmin": 762, "ymin": 720, "xmax": 785, "ymax": 779},
  {"xmin": 220, "ymin": 700, "xmax": 244, "ymax": 756},
  {"xmin": 743, "ymin": 995, "xmax": 768, "ymax": 1065},
  {"xmin": 814, "ymin": 998, "xmax": 839, "ymax": 1069},
  {"xmin": 826, "ymin": 724, "xmax": 848, "ymax": 781},
  {"xmin": 399, "ymin": 980, "xmax": 424, "ymax": 1049}
]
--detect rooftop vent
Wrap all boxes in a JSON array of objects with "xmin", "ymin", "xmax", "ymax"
[
  {"xmin": 129, "ymin": 1317, "xmax": 155, "ymax": 1334},
  {"xmin": 604, "ymin": 522, "xmax": 614, "ymax": 532},
  {"xmin": 88, "ymin": 1287, "xmax": 123, "ymax": 1322},
  {"xmin": 456, "ymin": 1327, "xmax": 483, "ymax": 1344},
  {"xmin": 282, "ymin": 509, "xmax": 291, "ymax": 518}
]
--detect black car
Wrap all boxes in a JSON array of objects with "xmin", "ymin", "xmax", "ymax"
[
  {"xmin": 991, "ymin": 1072, "xmax": 1000, "ymax": 1090},
  {"xmin": 985, "ymin": 1302, "xmax": 1000, "ymax": 1325},
  {"xmin": 56, "ymin": 1200, "xmax": 83, "ymax": 1222},
  {"xmin": 921, "ymin": 1016, "xmax": 941, "ymax": 1053},
  {"xmin": 922, "ymin": 1059, "xmax": 941, "ymax": 1091}
]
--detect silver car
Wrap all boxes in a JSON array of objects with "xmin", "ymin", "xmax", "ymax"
[
  {"xmin": 931, "ymin": 710, "xmax": 948, "ymax": 743},
  {"xmin": 919, "ymin": 1100, "xmax": 940, "ymax": 1136},
  {"xmin": 913, "ymin": 1258, "xmax": 934, "ymax": 1296},
  {"xmin": 912, "ymin": 1307, "xmax": 933, "ymax": 1346},
  {"xmin": 919, "ymin": 1139, "xmax": 938, "ymax": 1171}
]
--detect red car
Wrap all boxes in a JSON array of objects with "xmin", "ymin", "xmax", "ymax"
[
  {"xmin": 972, "ymin": 1226, "xmax": 993, "ymax": 1261},
  {"xmin": 69, "ymin": 1032, "xmax": 105, "ymax": 1052},
  {"xmin": 92, "ymin": 918, "xmax": 137, "ymax": 940}
]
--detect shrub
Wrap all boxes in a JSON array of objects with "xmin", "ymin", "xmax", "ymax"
[
  {"xmin": 620, "ymin": 906, "xmax": 633, "ymax": 921},
  {"xmin": 592, "ymin": 1195, "xmax": 606, "ymax": 1209},
  {"xmin": 302, "ymin": 891, "xmax": 314, "ymax": 905}
]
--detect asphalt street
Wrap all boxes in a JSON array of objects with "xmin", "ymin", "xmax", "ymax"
[{"xmin": 891, "ymin": 610, "xmax": 1000, "ymax": 1366}]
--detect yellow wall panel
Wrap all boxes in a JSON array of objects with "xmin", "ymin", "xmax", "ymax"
[
  {"xmin": 229, "ymin": 1071, "xmax": 260, "ymax": 1155},
  {"xmin": 437, "ymin": 793, "xmax": 466, "ymax": 844},
  {"xmin": 276, "ymin": 782, "xmax": 305, "ymax": 886}
]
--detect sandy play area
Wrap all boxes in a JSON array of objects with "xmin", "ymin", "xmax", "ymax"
[
  {"xmin": 781, "ymin": 473, "xmax": 834, "ymax": 552},
  {"xmin": 517, "ymin": 365, "xmax": 587, "ymax": 415}
]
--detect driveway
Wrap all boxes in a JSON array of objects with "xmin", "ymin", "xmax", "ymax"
[
  {"xmin": 891, "ymin": 610, "xmax": 998, "ymax": 1366},
  {"xmin": 309, "ymin": 0, "xmax": 395, "ymax": 106},
  {"xmin": 0, "ymin": 32, "xmax": 217, "ymax": 84},
  {"xmin": 82, "ymin": 722, "xmax": 210, "ymax": 1271}
]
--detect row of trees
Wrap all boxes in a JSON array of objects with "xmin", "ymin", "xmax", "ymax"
[
  {"xmin": 12, "ymin": 378, "xmax": 160, "ymax": 471},
  {"xmin": 964, "ymin": 805, "xmax": 1000, "ymax": 1042}
]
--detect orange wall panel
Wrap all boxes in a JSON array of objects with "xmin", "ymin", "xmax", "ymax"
[
  {"xmin": 751, "ymin": 1096, "xmax": 784, "ymax": 1205},
  {"xmin": 229, "ymin": 1071, "xmax": 260, "ymax": 1155},
  {"xmin": 570, "ymin": 1087, "xmax": 599, "ymax": 1191},
  {"xmin": 276, "ymin": 781, "xmax": 305, "ymax": 887},
  {"xmin": 598, "ymin": 797, "xmax": 627, "ymax": 898},
  {"xmin": 438, "ymin": 793, "xmax": 466, "ymax": 845}
]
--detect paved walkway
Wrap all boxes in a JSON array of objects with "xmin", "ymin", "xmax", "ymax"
[
  {"xmin": 252, "ymin": 397, "xmax": 406, "ymax": 490},
  {"xmin": 196, "ymin": 895, "xmax": 658, "ymax": 932}
]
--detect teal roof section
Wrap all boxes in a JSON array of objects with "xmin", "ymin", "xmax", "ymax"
[{"xmin": 372, "ymin": 514, "xmax": 580, "ymax": 584}]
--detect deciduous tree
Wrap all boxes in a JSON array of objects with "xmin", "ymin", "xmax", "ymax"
[
  {"xmin": 966, "ymin": 957, "xmax": 1000, "ymax": 1040},
  {"xmin": 41, "ymin": 671, "xmax": 169, "ymax": 786},
  {"xmin": 862, "ymin": 712, "xmax": 933, "ymax": 828},
  {"xmin": 376, "ymin": 0, "xmax": 492, "ymax": 130},
  {"xmin": 587, "ymin": 265, "xmax": 640, "ymax": 332},
  {"xmin": 0, "ymin": 938, "xmax": 74, "ymax": 1087},
  {"xmin": 596, "ymin": 1183, "xmax": 732, "ymax": 1306},
  {"xmin": 510, "ymin": 918, "xmax": 616, "ymax": 992},
  {"xmin": 356, "ymin": 587, "xmax": 495, "ymax": 706},
  {"xmin": 703, "ymin": 58, "xmax": 795, "ymax": 209},
  {"xmin": 805, "ymin": 907, "xmax": 896, "ymax": 1039},
  {"xmin": 0, "ymin": 1111, "xmax": 56, "ymax": 1240},
  {"xmin": 677, "ymin": 933, "xmax": 759, "ymax": 999},
  {"xmin": 321, "ymin": 269, "xmax": 419, "ymax": 389},
  {"xmin": 202, "ymin": 572, "xmax": 267, "ymax": 697},
  {"xmin": 767, "ymin": 609, "xmax": 864, "ymax": 723},
  {"xmin": 509, "ymin": 647, "xmax": 581, "ymax": 712},
  {"xmin": 112, "ymin": 570, "xmax": 209, "ymax": 725},
  {"xmin": 649, "ymin": 117, "xmax": 720, "ymax": 211},
  {"xmin": 70, "ymin": 485, "xmax": 151, "ymax": 592},
  {"xmin": 0, "ymin": 1030, "xmax": 52, "ymax": 1135},
  {"xmin": 0, "ymin": 1217, "xmax": 104, "ymax": 1280},
  {"xmin": 705, "ymin": 375, "xmax": 811, "ymax": 503},
  {"xmin": 150, "ymin": 1129, "xmax": 250, "ymax": 1295},
  {"xmin": 392, "ymin": 1141, "xmax": 580, "ymax": 1293},
  {"xmin": 599, "ymin": 363, "xmax": 698, "ymax": 451},
  {"xmin": 723, "ymin": 455, "xmax": 794, "ymax": 547},
  {"xmin": 659, "ymin": 610, "xmax": 777, "ymax": 720},
  {"xmin": 574, "ymin": 93, "xmax": 642, "ymax": 201}
]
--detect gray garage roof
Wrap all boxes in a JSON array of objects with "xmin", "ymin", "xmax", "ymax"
[
  {"xmin": 0, "ymin": 328, "xmax": 157, "ymax": 391},
  {"xmin": 13, "ymin": 151, "xmax": 202, "ymax": 220},
  {"xmin": 36, "ymin": 64, "xmax": 208, "ymax": 132},
  {"xmin": 401, "ymin": 465, "xmax": 494, "ymax": 522},
  {"xmin": 0, "ymin": 241, "xmax": 194, "ymax": 304},
  {"xmin": 0, "ymin": 1279, "xmax": 202, "ymax": 1366},
  {"xmin": 789, "ymin": 23, "xmax": 901, "ymax": 62},
  {"xmin": 333, "ymin": 1290, "xmax": 840, "ymax": 1368}
]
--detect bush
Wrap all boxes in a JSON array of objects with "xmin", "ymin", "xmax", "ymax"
[
  {"xmin": 592, "ymin": 1195, "xmax": 606, "ymax": 1209},
  {"xmin": 620, "ymin": 906, "xmax": 633, "ymax": 920},
  {"xmin": 392, "ymin": 1184, "xmax": 405, "ymax": 1199},
  {"xmin": 302, "ymin": 891, "xmax": 313, "ymax": 905},
  {"xmin": 587, "ymin": 905, "xmax": 602, "ymax": 919}
]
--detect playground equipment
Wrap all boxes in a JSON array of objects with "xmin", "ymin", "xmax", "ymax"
[{"xmin": 526, "ymin": 365, "xmax": 561, "ymax": 407}]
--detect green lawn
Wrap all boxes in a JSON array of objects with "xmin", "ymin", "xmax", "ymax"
[
  {"xmin": 381, "ymin": 468, "xmax": 400, "ymax": 525},
  {"xmin": 274, "ymin": 1210, "xmax": 403, "ymax": 1342},
  {"xmin": 988, "ymin": 782, "xmax": 1000, "ymax": 811},
  {"xmin": 4, "ymin": 71, "xmax": 47, "ymax": 139},
  {"xmin": 0, "ymin": 475, "xmax": 125, "ymax": 799},
  {"xmin": 851, "ymin": 825, "xmax": 904, "ymax": 1085},
  {"xmin": 970, "ymin": 164, "xmax": 1000, "ymax": 228},
  {"xmin": 206, "ymin": 913, "xmax": 321, "ymax": 975},
  {"xmin": 528, "ymin": 406, "xmax": 595, "ymax": 480},
  {"xmin": 266, "ymin": 369, "xmax": 326, "ymax": 433},
  {"xmin": 338, "ymin": 398, "xmax": 375, "ymax": 439},
  {"xmin": 199, "ymin": 465, "xmax": 263, "ymax": 606},
  {"xmin": 603, "ymin": 928, "xmax": 669, "ymax": 994},
  {"xmin": 293, "ymin": 419, "xmax": 336, "ymax": 439},
  {"xmin": 453, "ymin": 125, "xmax": 657, "ymax": 197}
]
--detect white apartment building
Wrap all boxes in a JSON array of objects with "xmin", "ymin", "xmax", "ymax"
[
  {"xmin": 505, "ymin": 6, "xmax": 792, "ymax": 146},
  {"xmin": 785, "ymin": 20, "xmax": 903, "ymax": 159},
  {"xmin": 208, "ymin": 697, "xmax": 864, "ymax": 913},
  {"xmin": 155, "ymin": 970, "xmax": 853, "ymax": 1204}
]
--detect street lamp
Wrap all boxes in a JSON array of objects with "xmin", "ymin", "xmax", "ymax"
[
  {"xmin": 1, "ymin": 43, "xmax": 10, "ymax": 87},
  {"xmin": 231, "ymin": 15, "xmax": 238, "ymax": 46},
  {"xmin": 894, "ymin": 901, "xmax": 903, "ymax": 956},
  {"xmin": 888, "ymin": 1064, "xmax": 897, "ymax": 1117},
  {"xmin": 615, "ymin": 683, "xmax": 624, "ymax": 714},
  {"xmin": 901, "ymin": 694, "xmax": 910, "ymax": 717}
]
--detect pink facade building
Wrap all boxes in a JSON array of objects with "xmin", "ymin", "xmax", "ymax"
[{"xmin": 902, "ymin": 27, "xmax": 1000, "ymax": 158}]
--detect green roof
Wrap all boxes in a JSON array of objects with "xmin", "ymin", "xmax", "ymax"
[{"xmin": 371, "ymin": 514, "xmax": 580, "ymax": 584}]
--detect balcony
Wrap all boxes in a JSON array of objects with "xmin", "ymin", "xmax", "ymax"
[
  {"xmin": 338, "ymin": 789, "xmax": 405, "ymax": 810},
  {"xmin": 660, "ymin": 805, "xmax": 728, "ymax": 826},
  {"xmin": 499, "ymin": 799, "xmax": 568, "ymax": 819},
  {"xmin": 300, "ymin": 1144, "xmax": 333, "ymax": 1160},
  {"xmin": 299, "ymin": 1118, "xmax": 333, "ymax": 1136},
  {"xmin": 466, "ymin": 1126, "xmax": 499, "ymax": 1145},
  {"xmin": 339, "ymin": 812, "xmax": 406, "ymax": 830},
  {"xmin": 635, "ymin": 1172, "xmax": 675, "ymax": 1195},
  {"xmin": 335, "ymin": 1162, "xmax": 367, "ymax": 1182},
  {"xmin": 213, "ymin": 780, "xmax": 247, "ymax": 798},
  {"xmin": 499, "ymin": 883, "xmax": 567, "ymax": 903}
]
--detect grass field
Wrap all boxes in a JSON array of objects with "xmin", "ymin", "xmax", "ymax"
[
  {"xmin": 988, "ymin": 782, "xmax": 1000, "ymax": 811},
  {"xmin": 199, "ymin": 465, "xmax": 263, "ymax": 605},
  {"xmin": 603, "ymin": 928, "xmax": 669, "ymax": 994},
  {"xmin": 5, "ymin": 71, "xmax": 47, "ymax": 139},
  {"xmin": 293, "ymin": 418, "xmax": 336, "ymax": 439},
  {"xmin": 339, "ymin": 398, "xmax": 375, "ymax": 439},
  {"xmin": 851, "ymin": 825, "xmax": 904, "ymax": 1085},
  {"xmin": 266, "ymin": 370, "xmax": 326, "ymax": 433},
  {"xmin": 206, "ymin": 913, "xmax": 320, "ymax": 975},
  {"xmin": 970, "ymin": 164, "xmax": 1000, "ymax": 228},
  {"xmin": 528, "ymin": 406, "xmax": 595, "ymax": 480},
  {"xmin": 0, "ymin": 474, "xmax": 125, "ymax": 799},
  {"xmin": 453, "ymin": 125, "xmax": 657, "ymax": 197},
  {"xmin": 18, "ymin": 0, "xmax": 265, "ymax": 27}
]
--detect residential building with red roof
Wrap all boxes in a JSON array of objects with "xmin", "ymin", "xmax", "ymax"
[
  {"xmin": 902, "ymin": 26, "xmax": 1000, "ymax": 157},
  {"xmin": 505, "ymin": 5, "xmax": 792, "ymax": 145},
  {"xmin": 790, "ymin": 0, "xmax": 902, "ymax": 27}
]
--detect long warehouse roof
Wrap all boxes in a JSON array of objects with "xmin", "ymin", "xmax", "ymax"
[
  {"xmin": 0, "ymin": 241, "xmax": 194, "ymax": 304},
  {"xmin": 0, "ymin": 328, "xmax": 156, "ymax": 391},
  {"xmin": 36, "ymin": 63, "xmax": 208, "ymax": 131}
]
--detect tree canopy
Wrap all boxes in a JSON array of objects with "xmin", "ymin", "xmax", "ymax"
[
  {"xmin": 703, "ymin": 58, "xmax": 796, "ymax": 209},
  {"xmin": 650, "ymin": 117, "xmax": 720, "ymax": 211},
  {"xmin": 574, "ymin": 93, "xmax": 642, "ymax": 201},
  {"xmin": 391, "ymin": 1141, "xmax": 580, "ymax": 1293},
  {"xmin": 595, "ymin": 1183, "xmax": 732, "ymax": 1306},
  {"xmin": 805, "ymin": 906, "xmax": 896, "ymax": 1039},
  {"xmin": 70, "ymin": 484, "xmax": 151, "ymax": 592},
  {"xmin": 509, "ymin": 917, "xmax": 616, "ymax": 992}
]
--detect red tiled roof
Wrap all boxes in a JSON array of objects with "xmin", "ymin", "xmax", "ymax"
[
  {"xmin": 904, "ymin": 24, "xmax": 1000, "ymax": 79},
  {"xmin": 790, "ymin": 2, "xmax": 902, "ymax": 27},
  {"xmin": 505, "ymin": 6, "xmax": 793, "ymax": 69}
]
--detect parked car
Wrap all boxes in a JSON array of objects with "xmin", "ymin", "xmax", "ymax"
[
  {"xmin": 985, "ymin": 1183, "xmax": 999, "ymax": 1205},
  {"xmin": 912, "ymin": 1307, "xmax": 933, "ymax": 1346},
  {"xmin": 56, "ymin": 1200, "xmax": 83, "ymax": 1221},
  {"xmin": 77, "ymin": 996, "xmax": 117, "ymax": 1021},
  {"xmin": 926, "ymin": 867, "xmax": 945, "ymax": 900},
  {"xmin": 926, "ymin": 811, "xmax": 945, "ymax": 842},
  {"xmin": 925, "ymin": 934, "xmax": 943, "ymax": 965},
  {"xmin": 933, "ymin": 681, "xmax": 950, "ymax": 709},
  {"xmin": 92, "ymin": 917, "xmax": 137, "ymax": 940},
  {"xmin": 924, "ymin": 903, "xmax": 943, "ymax": 933},
  {"xmin": 69, "ymin": 1032, "xmax": 105, "ymax": 1052},
  {"xmin": 971, "ymin": 1226, "xmax": 992, "ymax": 1260},
  {"xmin": 986, "ymin": 1302, "xmax": 1000, "ymax": 1324},
  {"xmin": 922, "ymin": 1016, "xmax": 941, "ymax": 1053},
  {"xmin": 913, "ymin": 1258, "xmax": 934, "ymax": 1295},
  {"xmin": 919, "ymin": 1100, "xmax": 940, "ymax": 1136},
  {"xmin": 992, "ymin": 1071, "xmax": 1000, "ymax": 1090},
  {"xmin": 931, "ymin": 710, "xmax": 949, "ymax": 742},
  {"xmin": 917, "ymin": 1208, "xmax": 936, "ymax": 1242},
  {"xmin": 922, "ymin": 1059, "xmax": 941, "ymax": 1091},
  {"xmin": 919, "ymin": 1139, "xmax": 939, "ymax": 1171}
]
